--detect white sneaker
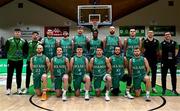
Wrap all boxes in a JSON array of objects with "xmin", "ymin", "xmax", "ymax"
[
  {"xmin": 22, "ymin": 88, "xmax": 28, "ymax": 94},
  {"xmin": 145, "ymin": 95, "xmax": 151, "ymax": 102},
  {"xmin": 62, "ymin": 94, "xmax": 67, "ymax": 101},
  {"xmin": 105, "ymin": 93, "xmax": 110, "ymax": 101},
  {"xmin": 124, "ymin": 92, "xmax": 134, "ymax": 99},
  {"xmin": 17, "ymin": 88, "xmax": 22, "ymax": 95},
  {"xmin": 152, "ymin": 88, "xmax": 157, "ymax": 93},
  {"xmin": 84, "ymin": 92, "xmax": 90, "ymax": 100},
  {"xmin": 6, "ymin": 89, "xmax": 11, "ymax": 95}
]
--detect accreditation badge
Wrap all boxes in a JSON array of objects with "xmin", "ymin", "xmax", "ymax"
[{"xmin": 168, "ymin": 52, "xmax": 173, "ymax": 59}]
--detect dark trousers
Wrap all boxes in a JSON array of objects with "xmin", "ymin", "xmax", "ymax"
[
  {"xmin": 26, "ymin": 61, "xmax": 32, "ymax": 88},
  {"xmin": 6, "ymin": 60, "xmax": 23, "ymax": 89},
  {"xmin": 161, "ymin": 62, "xmax": 177, "ymax": 91},
  {"xmin": 149, "ymin": 62, "xmax": 157, "ymax": 88}
]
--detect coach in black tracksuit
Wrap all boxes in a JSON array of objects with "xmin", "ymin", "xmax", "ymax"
[
  {"xmin": 143, "ymin": 31, "xmax": 159, "ymax": 93},
  {"xmin": 160, "ymin": 32, "xmax": 179, "ymax": 95}
]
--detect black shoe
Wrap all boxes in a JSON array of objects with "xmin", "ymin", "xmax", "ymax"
[
  {"xmin": 172, "ymin": 90, "xmax": 179, "ymax": 96},
  {"xmin": 68, "ymin": 86, "xmax": 72, "ymax": 93},
  {"xmin": 162, "ymin": 90, "xmax": 166, "ymax": 95},
  {"xmin": 111, "ymin": 88, "xmax": 120, "ymax": 96},
  {"xmin": 102, "ymin": 86, "xmax": 106, "ymax": 93}
]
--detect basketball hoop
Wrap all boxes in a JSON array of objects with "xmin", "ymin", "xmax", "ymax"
[{"xmin": 90, "ymin": 19, "xmax": 99, "ymax": 30}]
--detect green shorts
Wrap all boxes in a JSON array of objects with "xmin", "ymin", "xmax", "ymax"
[
  {"xmin": 93, "ymin": 74, "xmax": 110, "ymax": 90},
  {"xmin": 133, "ymin": 75, "xmax": 145, "ymax": 90},
  {"xmin": 112, "ymin": 74, "xmax": 124, "ymax": 89},
  {"xmin": 33, "ymin": 74, "xmax": 42, "ymax": 89},
  {"xmin": 73, "ymin": 74, "xmax": 89, "ymax": 91},
  {"xmin": 54, "ymin": 76, "xmax": 63, "ymax": 90}
]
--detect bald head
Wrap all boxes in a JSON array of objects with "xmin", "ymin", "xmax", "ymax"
[
  {"xmin": 109, "ymin": 26, "xmax": 115, "ymax": 35},
  {"xmin": 36, "ymin": 45, "xmax": 43, "ymax": 54}
]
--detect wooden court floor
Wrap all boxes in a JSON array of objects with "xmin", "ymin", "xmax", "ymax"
[{"xmin": 0, "ymin": 75, "xmax": 180, "ymax": 111}]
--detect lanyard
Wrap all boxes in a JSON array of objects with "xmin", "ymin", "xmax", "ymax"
[{"xmin": 14, "ymin": 38, "xmax": 20, "ymax": 49}]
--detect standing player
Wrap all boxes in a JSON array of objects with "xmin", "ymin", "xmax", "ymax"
[
  {"xmin": 70, "ymin": 46, "xmax": 90, "ymax": 100},
  {"xmin": 129, "ymin": 47, "xmax": 151, "ymax": 101},
  {"xmin": 89, "ymin": 47, "xmax": 112, "ymax": 101},
  {"xmin": 124, "ymin": 27, "xmax": 142, "ymax": 61},
  {"xmin": 59, "ymin": 31, "xmax": 74, "ymax": 92},
  {"xmin": 142, "ymin": 30, "xmax": 160, "ymax": 93},
  {"xmin": 109, "ymin": 46, "xmax": 134, "ymax": 99},
  {"xmin": 30, "ymin": 45, "xmax": 50, "ymax": 101},
  {"xmin": 5, "ymin": 28, "xmax": 27, "ymax": 95},
  {"xmin": 41, "ymin": 29, "xmax": 58, "ymax": 59},
  {"xmin": 50, "ymin": 47, "xmax": 69, "ymax": 101},
  {"xmin": 73, "ymin": 26, "xmax": 89, "ymax": 56},
  {"xmin": 24, "ymin": 31, "xmax": 40, "ymax": 93},
  {"xmin": 160, "ymin": 32, "xmax": 179, "ymax": 95},
  {"xmin": 103, "ymin": 26, "xmax": 122, "ymax": 57},
  {"xmin": 88, "ymin": 29, "xmax": 103, "ymax": 58}
]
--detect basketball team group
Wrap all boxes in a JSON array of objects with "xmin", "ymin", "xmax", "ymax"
[{"xmin": 5, "ymin": 26, "xmax": 179, "ymax": 102}]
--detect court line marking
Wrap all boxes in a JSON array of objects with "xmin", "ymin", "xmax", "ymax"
[
  {"xmin": 148, "ymin": 96, "xmax": 166, "ymax": 111},
  {"xmin": 29, "ymin": 95, "xmax": 53, "ymax": 111}
]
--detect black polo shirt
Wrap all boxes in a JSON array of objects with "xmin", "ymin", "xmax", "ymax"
[
  {"xmin": 160, "ymin": 40, "xmax": 179, "ymax": 63},
  {"xmin": 143, "ymin": 38, "xmax": 159, "ymax": 63}
]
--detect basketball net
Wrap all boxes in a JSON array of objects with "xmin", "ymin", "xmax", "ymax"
[{"xmin": 90, "ymin": 20, "xmax": 99, "ymax": 31}]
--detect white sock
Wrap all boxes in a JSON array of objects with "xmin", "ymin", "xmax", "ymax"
[
  {"xmin": 126, "ymin": 89, "xmax": 130, "ymax": 93},
  {"xmin": 146, "ymin": 91, "xmax": 150, "ymax": 95}
]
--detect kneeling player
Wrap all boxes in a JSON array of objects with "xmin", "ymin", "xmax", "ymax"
[
  {"xmin": 30, "ymin": 45, "xmax": 50, "ymax": 101},
  {"xmin": 50, "ymin": 47, "xmax": 69, "ymax": 101},
  {"xmin": 129, "ymin": 47, "xmax": 151, "ymax": 101},
  {"xmin": 89, "ymin": 47, "xmax": 112, "ymax": 101},
  {"xmin": 109, "ymin": 46, "xmax": 134, "ymax": 99},
  {"xmin": 70, "ymin": 46, "xmax": 90, "ymax": 100}
]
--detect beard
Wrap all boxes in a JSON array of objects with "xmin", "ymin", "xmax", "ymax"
[
  {"xmin": 110, "ymin": 31, "xmax": 115, "ymax": 35},
  {"xmin": 115, "ymin": 53, "xmax": 120, "ymax": 56}
]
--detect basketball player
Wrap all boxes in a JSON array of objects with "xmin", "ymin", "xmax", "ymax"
[
  {"xmin": 73, "ymin": 26, "xmax": 89, "ymax": 56},
  {"xmin": 129, "ymin": 47, "xmax": 151, "ymax": 101},
  {"xmin": 124, "ymin": 27, "xmax": 142, "ymax": 61},
  {"xmin": 109, "ymin": 46, "xmax": 134, "ymax": 99},
  {"xmin": 70, "ymin": 46, "xmax": 90, "ymax": 100},
  {"xmin": 88, "ymin": 29, "xmax": 103, "ymax": 58},
  {"xmin": 50, "ymin": 47, "xmax": 69, "ymax": 101},
  {"xmin": 103, "ymin": 26, "xmax": 122, "ymax": 57},
  {"xmin": 30, "ymin": 45, "xmax": 50, "ymax": 101},
  {"xmin": 41, "ymin": 29, "xmax": 58, "ymax": 59},
  {"xmin": 89, "ymin": 47, "xmax": 112, "ymax": 101}
]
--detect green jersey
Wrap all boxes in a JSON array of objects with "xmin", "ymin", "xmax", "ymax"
[
  {"xmin": 105, "ymin": 35, "xmax": 119, "ymax": 57},
  {"xmin": 27, "ymin": 40, "xmax": 39, "ymax": 61},
  {"xmin": 72, "ymin": 55, "xmax": 87, "ymax": 76},
  {"xmin": 126, "ymin": 37, "xmax": 140, "ymax": 58},
  {"xmin": 43, "ymin": 37, "xmax": 56, "ymax": 59},
  {"xmin": 73, "ymin": 34, "xmax": 87, "ymax": 53},
  {"xmin": 60, "ymin": 38, "xmax": 73, "ymax": 58},
  {"xmin": 93, "ymin": 56, "xmax": 106, "ymax": 76},
  {"xmin": 131, "ymin": 56, "xmax": 146, "ymax": 78},
  {"xmin": 110, "ymin": 55, "xmax": 124, "ymax": 76},
  {"xmin": 52, "ymin": 56, "xmax": 66, "ymax": 77},
  {"xmin": 32, "ymin": 54, "xmax": 47, "ymax": 77},
  {"xmin": 5, "ymin": 37, "xmax": 26, "ymax": 61},
  {"xmin": 89, "ymin": 38, "xmax": 102, "ymax": 56}
]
